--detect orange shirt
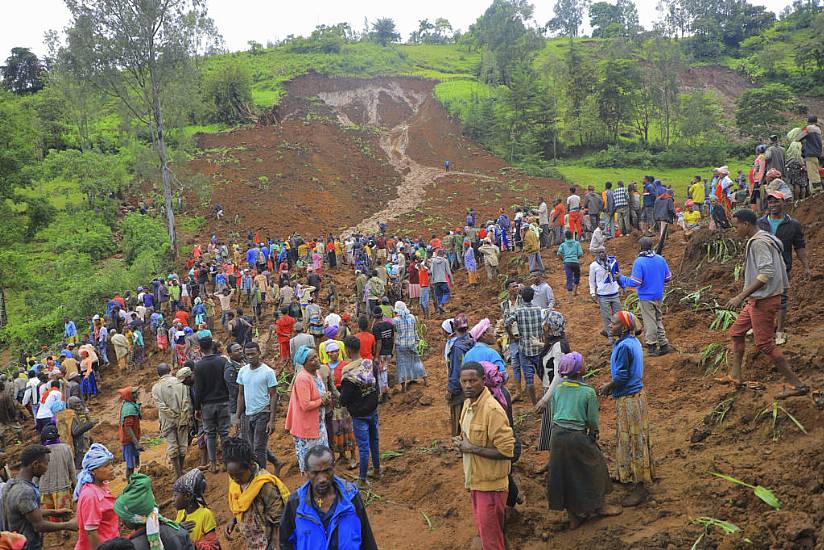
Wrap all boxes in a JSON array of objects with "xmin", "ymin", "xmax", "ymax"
[
  {"xmin": 552, "ymin": 204, "xmax": 566, "ymax": 226},
  {"xmin": 275, "ymin": 315, "xmax": 296, "ymax": 343}
]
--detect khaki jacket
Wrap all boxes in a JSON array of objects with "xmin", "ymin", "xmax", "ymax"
[
  {"xmin": 151, "ymin": 374, "xmax": 192, "ymax": 434},
  {"xmin": 459, "ymin": 388, "xmax": 515, "ymax": 492}
]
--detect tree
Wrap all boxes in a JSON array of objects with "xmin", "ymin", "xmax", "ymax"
[
  {"xmin": 596, "ymin": 57, "xmax": 639, "ymax": 141},
  {"xmin": 370, "ymin": 18, "xmax": 401, "ymax": 46},
  {"xmin": 678, "ymin": 90, "xmax": 722, "ymax": 144},
  {"xmin": 547, "ymin": 0, "xmax": 592, "ymax": 37},
  {"xmin": 203, "ymin": 62, "xmax": 253, "ymax": 123},
  {"xmin": 64, "ymin": 0, "xmax": 220, "ymax": 259},
  {"xmin": 735, "ymin": 83, "xmax": 796, "ymax": 138},
  {"xmin": 1, "ymin": 48, "xmax": 45, "ymax": 94},
  {"xmin": 589, "ymin": 0, "xmax": 640, "ymax": 37},
  {"xmin": 409, "ymin": 18, "xmax": 454, "ymax": 44}
]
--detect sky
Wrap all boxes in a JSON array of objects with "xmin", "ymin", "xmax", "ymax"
[{"xmin": 0, "ymin": 0, "xmax": 797, "ymax": 59}]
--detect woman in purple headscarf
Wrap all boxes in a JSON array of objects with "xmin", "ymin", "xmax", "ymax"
[{"xmin": 546, "ymin": 352, "xmax": 622, "ymax": 529}]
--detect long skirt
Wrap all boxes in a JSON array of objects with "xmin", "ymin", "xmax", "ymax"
[
  {"xmin": 330, "ymin": 405, "xmax": 356, "ymax": 453},
  {"xmin": 537, "ymin": 403, "xmax": 552, "ymax": 451},
  {"xmin": 615, "ymin": 391, "xmax": 655, "ymax": 484},
  {"xmin": 81, "ymin": 374, "xmax": 98, "ymax": 397},
  {"xmin": 395, "ymin": 347, "xmax": 426, "ymax": 384},
  {"xmin": 408, "ymin": 283, "xmax": 421, "ymax": 299},
  {"xmin": 547, "ymin": 426, "xmax": 612, "ymax": 514},
  {"xmin": 293, "ymin": 426, "xmax": 328, "ymax": 475}
]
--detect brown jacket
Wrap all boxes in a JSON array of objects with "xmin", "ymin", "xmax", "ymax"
[{"xmin": 459, "ymin": 387, "xmax": 515, "ymax": 492}]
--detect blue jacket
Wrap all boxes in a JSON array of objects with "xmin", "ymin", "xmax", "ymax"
[
  {"xmin": 448, "ymin": 334, "xmax": 474, "ymax": 395},
  {"xmin": 610, "ymin": 334, "xmax": 644, "ymax": 397},
  {"xmin": 279, "ymin": 477, "xmax": 377, "ymax": 550},
  {"xmin": 557, "ymin": 239, "xmax": 584, "ymax": 264},
  {"xmin": 463, "ymin": 342, "xmax": 506, "ymax": 376},
  {"xmin": 620, "ymin": 253, "xmax": 671, "ymax": 301}
]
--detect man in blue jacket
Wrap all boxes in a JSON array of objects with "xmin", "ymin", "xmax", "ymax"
[
  {"xmin": 279, "ymin": 445, "xmax": 377, "ymax": 550},
  {"xmin": 620, "ymin": 237, "xmax": 673, "ymax": 356}
]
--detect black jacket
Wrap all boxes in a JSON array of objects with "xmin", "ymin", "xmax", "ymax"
[
  {"xmin": 757, "ymin": 214, "xmax": 805, "ymax": 273},
  {"xmin": 339, "ymin": 374, "xmax": 379, "ymax": 419},
  {"xmin": 193, "ymin": 353, "xmax": 229, "ymax": 408}
]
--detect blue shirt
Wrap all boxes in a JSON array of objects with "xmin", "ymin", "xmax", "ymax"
[
  {"xmin": 64, "ymin": 321, "xmax": 77, "ymax": 337},
  {"xmin": 610, "ymin": 334, "xmax": 644, "ymax": 397},
  {"xmin": 768, "ymin": 217, "xmax": 782, "ymax": 235},
  {"xmin": 463, "ymin": 342, "xmax": 506, "ymax": 375},
  {"xmin": 237, "ymin": 363, "xmax": 278, "ymax": 416},
  {"xmin": 620, "ymin": 253, "xmax": 671, "ymax": 301},
  {"xmin": 557, "ymin": 239, "xmax": 584, "ymax": 264}
]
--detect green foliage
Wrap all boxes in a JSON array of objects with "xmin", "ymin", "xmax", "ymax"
[
  {"xmin": 735, "ymin": 84, "xmax": 797, "ymax": 137},
  {"xmin": 1, "ymin": 47, "xmax": 44, "ymax": 94},
  {"xmin": 369, "ymin": 18, "xmax": 401, "ymax": 46},
  {"xmin": 37, "ymin": 213, "xmax": 115, "ymax": 261},
  {"xmin": 120, "ymin": 213, "xmax": 171, "ymax": 265},
  {"xmin": 203, "ymin": 61, "xmax": 253, "ymax": 124},
  {"xmin": 0, "ymin": 91, "xmax": 38, "ymax": 197}
]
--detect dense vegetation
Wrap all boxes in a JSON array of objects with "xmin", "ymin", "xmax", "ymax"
[{"xmin": 0, "ymin": 0, "xmax": 821, "ymax": 352}]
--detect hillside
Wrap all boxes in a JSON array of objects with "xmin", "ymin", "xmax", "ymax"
[{"xmin": 81, "ymin": 73, "xmax": 824, "ymax": 550}]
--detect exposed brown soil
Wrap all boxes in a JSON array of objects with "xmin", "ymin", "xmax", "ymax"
[{"xmin": 30, "ymin": 75, "xmax": 823, "ymax": 549}]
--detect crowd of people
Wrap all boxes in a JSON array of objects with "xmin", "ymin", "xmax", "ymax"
[{"xmin": 0, "ymin": 114, "xmax": 819, "ymax": 550}]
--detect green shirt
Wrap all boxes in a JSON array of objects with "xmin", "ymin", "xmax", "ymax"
[
  {"xmin": 551, "ymin": 380, "xmax": 599, "ymax": 433},
  {"xmin": 557, "ymin": 239, "xmax": 584, "ymax": 264}
]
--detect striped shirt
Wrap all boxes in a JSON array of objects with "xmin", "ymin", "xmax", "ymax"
[{"xmin": 613, "ymin": 187, "xmax": 629, "ymax": 208}]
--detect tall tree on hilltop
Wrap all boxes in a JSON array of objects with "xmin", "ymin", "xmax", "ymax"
[
  {"xmin": 1, "ymin": 48, "xmax": 45, "ymax": 95},
  {"xmin": 590, "ymin": 0, "xmax": 641, "ymax": 37},
  {"xmin": 467, "ymin": 0, "xmax": 543, "ymax": 85},
  {"xmin": 371, "ymin": 18, "xmax": 401, "ymax": 46},
  {"xmin": 547, "ymin": 0, "xmax": 592, "ymax": 38},
  {"xmin": 63, "ymin": 0, "xmax": 221, "ymax": 259}
]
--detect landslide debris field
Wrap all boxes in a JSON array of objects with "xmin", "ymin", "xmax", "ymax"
[{"xmin": 93, "ymin": 76, "xmax": 824, "ymax": 549}]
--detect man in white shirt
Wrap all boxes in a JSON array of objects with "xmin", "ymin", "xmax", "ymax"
[
  {"xmin": 588, "ymin": 247, "xmax": 622, "ymax": 343},
  {"xmin": 323, "ymin": 305, "xmax": 342, "ymax": 330},
  {"xmin": 530, "ymin": 273, "xmax": 556, "ymax": 309},
  {"xmin": 237, "ymin": 341, "xmax": 282, "ymax": 472},
  {"xmin": 538, "ymin": 197, "xmax": 550, "ymax": 249},
  {"xmin": 36, "ymin": 380, "xmax": 62, "ymax": 432}
]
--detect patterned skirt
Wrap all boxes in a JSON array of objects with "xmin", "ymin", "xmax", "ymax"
[
  {"xmin": 81, "ymin": 374, "xmax": 97, "ymax": 397},
  {"xmin": 395, "ymin": 347, "xmax": 426, "ymax": 384},
  {"xmin": 331, "ymin": 405, "xmax": 356, "ymax": 452},
  {"xmin": 615, "ymin": 391, "xmax": 655, "ymax": 484},
  {"xmin": 407, "ymin": 283, "xmax": 421, "ymax": 299},
  {"xmin": 293, "ymin": 415, "xmax": 328, "ymax": 474}
]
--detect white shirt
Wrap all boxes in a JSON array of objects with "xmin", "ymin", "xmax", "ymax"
[
  {"xmin": 588, "ymin": 259, "xmax": 621, "ymax": 297},
  {"xmin": 538, "ymin": 201, "xmax": 549, "ymax": 225},
  {"xmin": 531, "ymin": 282, "xmax": 555, "ymax": 309},
  {"xmin": 567, "ymin": 194, "xmax": 582, "ymax": 211},
  {"xmin": 324, "ymin": 313, "xmax": 342, "ymax": 328},
  {"xmin": 37, "ymin": 389, "xmax": 62, "ymax": 419},
  {"xmin": 22, "ymin": 378, "xmax": 40, "ymax": 407}
]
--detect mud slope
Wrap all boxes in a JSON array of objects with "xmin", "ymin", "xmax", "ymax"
[{"xmin": 184, "ymin": 75, "xmax": 565, "ymax": 242}]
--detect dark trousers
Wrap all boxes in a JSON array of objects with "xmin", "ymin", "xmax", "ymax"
[
  {"xmin": 201, "ymin": 401, "xmax": 230, "ymax": 463},
  {"xmin": 433, "ymin": 282, "xmax": 450, "ymax": 308},
  {"xmin": 563, "ymin": 262, "xmax": 581, "ymax": 291},
  {"xmin": 352, "ymin": 411, "xmax": 380, "ymax": 481},
  {"xmin": 241, "ymin": 410, "xmax": 270, "ymax": 468}
]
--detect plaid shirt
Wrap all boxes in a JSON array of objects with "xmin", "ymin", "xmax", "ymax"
[
  {"xmin": 393, "ymin": 313, "xmax": 418, "ymax": 350},
  {"xmin": 613, "ymin": 187, "xmax": 629, "ymax": 209},
  {"xmin": 506, "ymin": 304, "xmax": 544, "ymax": 356}
]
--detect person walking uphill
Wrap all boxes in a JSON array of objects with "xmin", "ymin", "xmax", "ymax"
[
  {"xmin": 193, "ymin": 337, "xmax": 231, "ymax": 474},
  {"xmin": 279, "ymin": 445, "xmax": 378, "ymax": 550},
  {"xmin": 506, "ymin": 287, "xmax": 545, "ymax": 405},
  {"xmin": 619, "ymin": 237, "xmax": 673, "ymax": 357},
  {"xmin": 151, "ymin": 363, "xmax": 192, "ymax": 479},
  {"xmin": 556, "ymin": 231, "xmax": 584, "ymax": 297},
  {"xmin": 117, "ymin": 386, "xmax": 142, "ymax": 480},
  {"xmin": 393, "ymin": 301, "xmax": 428, "ymax": 391},
  {"xmin": 599, "ymin": 312, "xmax": 655, "ymax": 507},
  {"xmin": 719, "ymin": 209, "xmax": 808, "ymax": 399},
  {"xmin": 453, "ymin": 362, "xmax": 515, "ymax": 550},
  {"xmin": 430, "ymin": 250, "xmax": 453, "ymax": 314}
]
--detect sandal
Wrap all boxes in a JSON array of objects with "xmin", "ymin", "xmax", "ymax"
[{"xmin": 775, "ymin": 385, "xmax": 809, "ymax": 400}]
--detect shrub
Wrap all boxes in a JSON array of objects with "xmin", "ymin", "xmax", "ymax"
[
  {"xmin": 37, "ymin": 212, "xmax": 115, "ymax": 261},
  {"xmin": 120, "ymin": 212, "xmax": 170, "ymax": 264},
  {"xmin": 203, "ymin": 62, "xmax": 253, "ymax": 125}
]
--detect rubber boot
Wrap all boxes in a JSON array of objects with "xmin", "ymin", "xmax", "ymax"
[{"xmin": 526, "ymin": 384, "xmax": 537, "ymax": 405}]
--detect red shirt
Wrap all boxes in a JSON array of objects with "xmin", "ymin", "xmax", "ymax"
[
  {"xmin": 418, "ymin": 268, "xmax": 430, "ymax": 287},
  {"xmin": 119, "ymin": 414, "xmax": 141, "ymax": 444},
  {"xmin": 174, "ymin": 310, "xmax": 190, "ymax": 326},
  {"xmin": 75, "ymin": 483, "xmax": 119, "ymax": 550},
  {"xmin": 275, "ymin": 315, "xmax": 296, "ymax": 343},
  {"xmin": 430, "ymin": 238, "xmax": 442, "ymax": 251},
  {"xmin": 355, "ymin": 331, "xmax": 376, "ymax": 360},
  {"xmin": 552, "ymin": 204, "xmax": 566, "ymax": 226}
]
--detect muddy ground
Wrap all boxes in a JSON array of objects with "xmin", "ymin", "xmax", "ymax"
[{"xmin": 23, "ymin": 75, "xmax": 824, "ymax": 550}]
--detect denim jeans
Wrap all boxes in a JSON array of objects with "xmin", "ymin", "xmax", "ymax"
[
  {"xmin": 201, "ymin": 401, "xmax": 230, "ymax": 464},
  {"xmin": 419, "ymin": 287, "xmax": 430, "ymax": 314},
  {"xmin": 241, "ymin": 410, "xmax": 270, "ymax": 468},
  {"xmin": 352, "ymin": 411, "xmax": 380, "ymax": 481},
  {"xmin": 509, "ymin": 342, "xmax": 523, "ymax": 383},
  {"xmin": 518, "ymin": 351, "xmax": 541, "ymax": 386}
]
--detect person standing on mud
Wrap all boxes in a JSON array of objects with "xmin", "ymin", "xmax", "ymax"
[
  {"xmin": 430, "ymin": 249, "xmax": 453, "ymax": 314},
  {"xmin": 619, "ymin": 237, "xmax": 673, "ymax": 357},
  {"xmin": 599, "ymin": 311, "xmax": 655, "ymax": 507},
  {"xmin": 719, "ymin": 208, "xmax": 808, "ymax": 399},
  {"xmin": 756, "ymin": 191, "xmax": 811, "ymax": 346},
  {"xmin": 453, "ymin": 361, "xmax": 515, "ymax": 550}
]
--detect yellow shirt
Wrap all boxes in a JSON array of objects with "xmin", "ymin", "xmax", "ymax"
[
  {"xmin": 689, "ymin": 182, "xmax": 705, "ymax": 203},
  {"xmin": 684, "ymin": 210, "xmax": 701, "ymax": 225},
  {"xmin": 175, "ymin": 506, "xmax": 216, "ymax": 542}
]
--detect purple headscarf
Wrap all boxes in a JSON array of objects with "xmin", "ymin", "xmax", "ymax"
[
  {"xmin": 558, "ymin": 352, "xmax": 583, "ymax": 378},
  {"xmin": 480, "ymin": 361, "xmax": 507, "ymax": 410},
  {"xmin": 323, "ymin": 325, "xmax": 339, "ymax": 339}
]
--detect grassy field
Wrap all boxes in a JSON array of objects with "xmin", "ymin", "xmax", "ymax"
[
  {"xmin": 433, "ymin": 79, "xmax": 495, "ymax": 119},
  {"xmin": 554, "ymin": 162, "xmax": 751, "ymax": 198}
]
